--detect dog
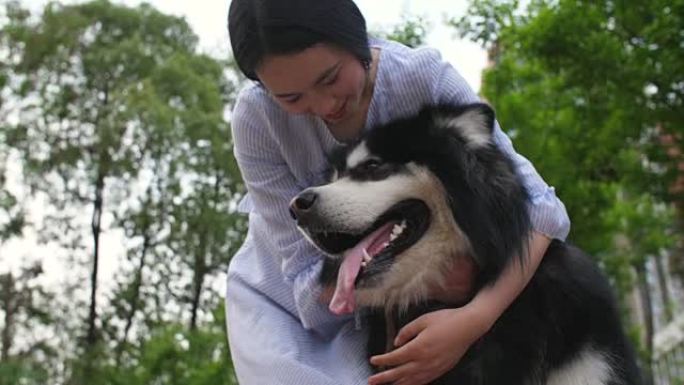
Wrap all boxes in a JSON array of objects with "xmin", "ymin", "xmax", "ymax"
[{"xmin": 289, "ymin": 103, "xmax": 642, "ymax": 385}]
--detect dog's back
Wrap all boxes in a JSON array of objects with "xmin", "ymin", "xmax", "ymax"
[{"xmin": 366, "ymin": 240, "xmax": 642, "ymax": 385}]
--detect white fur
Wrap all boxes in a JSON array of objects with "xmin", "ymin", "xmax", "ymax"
[
  {"xmin": 307, "ymin": 162, "xmax": 472, "ymax": 310},
  {"xmin": 546, "ymin": 347, "xmax": 613, "ymax": 385},
  {"xmin": 346, "ymin": 142, "xmax": 371, "ymax": 169},
  {"xmin": 310, "ymin": 171, "xmax": 420, "ymax": 234},
  {"xmin": 437, "ymin": 109, "xmax": 491, "ymax": 149}
]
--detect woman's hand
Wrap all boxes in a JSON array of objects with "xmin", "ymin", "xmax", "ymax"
[
  {"xmin": 367, "ymin": 231, "xmax": 551, "ymax": 385},
  {"xmin": 367, "ymin": 256, "xmax": 480, "ymax": 385},
  {"xmin": 368, "ymin": 306, "xmax": 489, "ymax": 385}
]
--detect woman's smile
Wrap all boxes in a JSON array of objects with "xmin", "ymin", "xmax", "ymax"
[{"xmin": 324, "ymin": 99, "xmax": 348, "ymax": 123}]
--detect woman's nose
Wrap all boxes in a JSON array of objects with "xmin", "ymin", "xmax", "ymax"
[{"xmin": 308, "ymin": 93, "xmax": 338, "ymax": 118}]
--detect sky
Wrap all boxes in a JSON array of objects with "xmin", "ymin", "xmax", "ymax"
[
  {"xmin": 19, "ymin": 0, "xmax": 488, "ymax": 90},
  {"xmin": 1, "ymin": 0, "xmax": 487, "ymax": 287},
  {"xmin": 120, "ymin": 0, "xmax": 487, "ymax": 90}
]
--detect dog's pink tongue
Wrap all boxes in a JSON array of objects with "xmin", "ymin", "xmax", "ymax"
[{"xmin": 329, "ymin": 223, "xmax": 394, "ymax": 315}]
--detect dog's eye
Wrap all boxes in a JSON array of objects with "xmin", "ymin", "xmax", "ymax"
[{"xmin": 357, "ymin": 159, "xmax": 382, "ymax": 173}]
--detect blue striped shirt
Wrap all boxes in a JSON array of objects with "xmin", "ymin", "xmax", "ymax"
[{"xmin": 225, "ymin": 38, "xmax": 570, "ymax": 385}]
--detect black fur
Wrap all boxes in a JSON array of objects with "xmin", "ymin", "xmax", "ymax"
[
  {"xmin": 317, "ymin": 104, "xmax": 642, "ymax": 384},
  {"xmin": 361, "ymin": 104, "xmax": 531, "ymax": 287}
]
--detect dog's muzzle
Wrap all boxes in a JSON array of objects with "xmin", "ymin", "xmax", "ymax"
[{"xmin": 289, "ymin": 189, "xmax": 317, "ymax": 223}]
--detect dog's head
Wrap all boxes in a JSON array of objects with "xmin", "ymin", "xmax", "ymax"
[{"xmin": 290, "ymin": 103, "xmax": 531, "ymax": 312}]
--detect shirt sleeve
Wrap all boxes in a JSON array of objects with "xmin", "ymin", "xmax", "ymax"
[
  {"xmin": 231, "ymin": 89, "xmax": 351, "ymax": 337},
  {"xmin": 422, "ymin": 48, "xmax": 571, "ymax": 240}
]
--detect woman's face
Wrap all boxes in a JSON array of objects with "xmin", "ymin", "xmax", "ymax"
[{"xmin": 256, "ymin": 44, "xmax": 369, "ymax": 125}]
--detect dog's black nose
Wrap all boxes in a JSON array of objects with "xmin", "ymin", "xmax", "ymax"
[{"xmin": 289, "ymin": 190, "xmax": 318, "ymax": 220}]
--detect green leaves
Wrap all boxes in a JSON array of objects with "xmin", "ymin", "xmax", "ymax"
[
  {"xmin": 457, "ymin": 0, "xmax": 681, "ymax": 257},
  {"xmin": 1, "ymin": 1, "xmax": 244, "ymax": 383},
  {"xmin": 449, "ymin": 0, "xmax": 520, "ymax": 48},
  {"xmin": 103, "ymin": 308, "xmax": 235, "ymax": 385},
  {"xmin": 0, "ymin": 265, "xmax": 55, "ymax": 383},
  {"xmin": 456, "ymin": 0, "xmax": 683, "ymax": 378},
  {"xmin": 380, "ymin": 15, "xmax": 430, "ymax": 48},
  {"xmin": 0, "ymin": 189, "xmax": 24, "ymax": 243}
]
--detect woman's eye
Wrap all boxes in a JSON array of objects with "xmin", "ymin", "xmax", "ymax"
[
  {"xmin": 323, "ymin": 74, "xmax": 338, "ymax": 86},
  {"xmin": 284, "ymin": 95, "xmax": 301, "ymax": 104}
]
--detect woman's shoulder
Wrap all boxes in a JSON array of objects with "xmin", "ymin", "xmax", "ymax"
[
  {"xmin": 232, "ymin": 83, "xmax": 289, "ymax": 129},
  {"xmin": 234, "ymin": 83, "xmax": 275, "ymax": 116},
  {"xmin": 371, "ymin": 37, "xmax": 448, "ymax": 93},
  {"xmin": 230, "ymin": 83, "xmax": 285, "ymax": 147},
  {"xmin": 231, "ymin": 82, "xmax": 322, "ymax": 153}
]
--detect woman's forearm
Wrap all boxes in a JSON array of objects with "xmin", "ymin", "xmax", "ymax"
[{"xmin": 466, "ymin": 231, "xmax": 551, "ymax": 333}]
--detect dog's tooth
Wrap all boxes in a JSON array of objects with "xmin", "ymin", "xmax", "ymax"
[
  {"xmin": 362, "ymin": 248, "xmax": 372, "ymax": 262},
  {"xmin": 382, "ymin": 242, "xmax": 389, "ymax": 248},
  {"xmin": 392, "ymin": 224, "xmax": 404, "ymax": 236},
  {"xmin": 400, "ymin": 219, "xmax": 407, "ymax": 229},
  {"xmin": 389, "ymin": 233, "xmax": 398, "ymax": 241}
]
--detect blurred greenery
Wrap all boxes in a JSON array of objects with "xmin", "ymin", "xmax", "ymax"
[
  {"xmin": 0, "ymin": 0, "xmax": 682, "ymax": 384},
  {"xmin": 1, "ymin": 0, "xmax": 243, "ymax": 383},
  {"xmin": 453, "ymin": 0, "xmax": 683, "ymax": 382},
  {"xmin": 378, "ymin": 14, "xmax": 430, "ymax": 48}
]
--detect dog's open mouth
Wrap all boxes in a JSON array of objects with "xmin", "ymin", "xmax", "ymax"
[{"xmin": 306, "ymin": 199, "xmax": 430, "ymax": 314}]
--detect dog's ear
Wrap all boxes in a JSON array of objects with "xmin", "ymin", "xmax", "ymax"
[{"xmin": 431, "ymin": 103, "xmax": 496, "ymax": 149}]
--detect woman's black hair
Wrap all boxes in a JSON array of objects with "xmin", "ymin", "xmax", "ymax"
[{"xmin": 228, "ymin": 0, "xmax": 372, "ymax": 81}]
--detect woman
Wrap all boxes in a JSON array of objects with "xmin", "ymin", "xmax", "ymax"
[{"xmin": 225, "ymin": 1, "xmax": 570, "ymax": 384}]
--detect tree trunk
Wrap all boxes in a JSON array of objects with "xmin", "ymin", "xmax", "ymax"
[
  {"xmin": 87, "ymin": 172, "xmax": 105, "ymax": 347},
  {"xmin": 190, "ymin": 238, "xmax": 206, "ymax": 331},
  {"xmin": 672, "ymin": 210, "xmax": 684, "ymax": 283},
  {"xmin": 635, "ymin": 262, "xmax": 655, "ymax": 385},
  {"xmin": 661, "ymin": 127, "xmax": 684, "ymax": 283},
  {"xmin": 0, "ymin": 273, "xmax": 14, "ymax": 361},
  {"xmin": 116, "ymin": 232, "xmax": 150, "ymax": 365},
  {"xmin": 654, "ymin": 253, "xmax": 673, "ymax": 323},
  {"xmin": 123, "ymin": 238, "xmax": 148, "ymax": 341},
  {"xmin": 188, "ymin": 173, "xmax": 222, "ymax": 331}
]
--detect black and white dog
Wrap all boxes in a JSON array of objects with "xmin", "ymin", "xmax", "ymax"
[{"xmin": 289, "ymin": 104, "xmax": 641, "ymax": 385}]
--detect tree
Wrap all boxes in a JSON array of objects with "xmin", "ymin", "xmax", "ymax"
[
  {"xmin": 96, "ymin": 303, "xmax": 236, "ymax": 385},
  {"xmin": 0, "ymin": 148, "xmax": 24, "ymax": 245},
  {"xmin": 0, "ymin": 264, "xmax": 55, "ymax": 385},
  {"xmin": 0, "ymin": 3, "xmax": 24, "ymax": 246},
  {"xmin": 1, "ymin": 1, "xmax": 245, "ymax": 382},
  {"xmin": 380, "ymin": 15, "xmax": 430, "ymax": 48},
  {"xmin": 452, "ymin": 0, "xmax": 683, "ymax": 380}
]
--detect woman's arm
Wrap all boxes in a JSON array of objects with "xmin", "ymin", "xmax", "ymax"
[
  {"xmin": 368, "ymin": 231, "xmax": 550, "ymax": 385},
  {"xmin": 452, "ymin": 231, "xmax": 551, "ymax": 330},
  {"xmin": 232, "ymin": 88, "xmax": 351, "ymax": 337}
]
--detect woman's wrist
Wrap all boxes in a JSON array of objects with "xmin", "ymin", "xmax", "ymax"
[
  {"xmin": 460, "ymin": 231, "xmax": 551, "ymax": 335},
  {"xmin": 461, "ymin": 292, "xmax": 500, "ymax": 336}
]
